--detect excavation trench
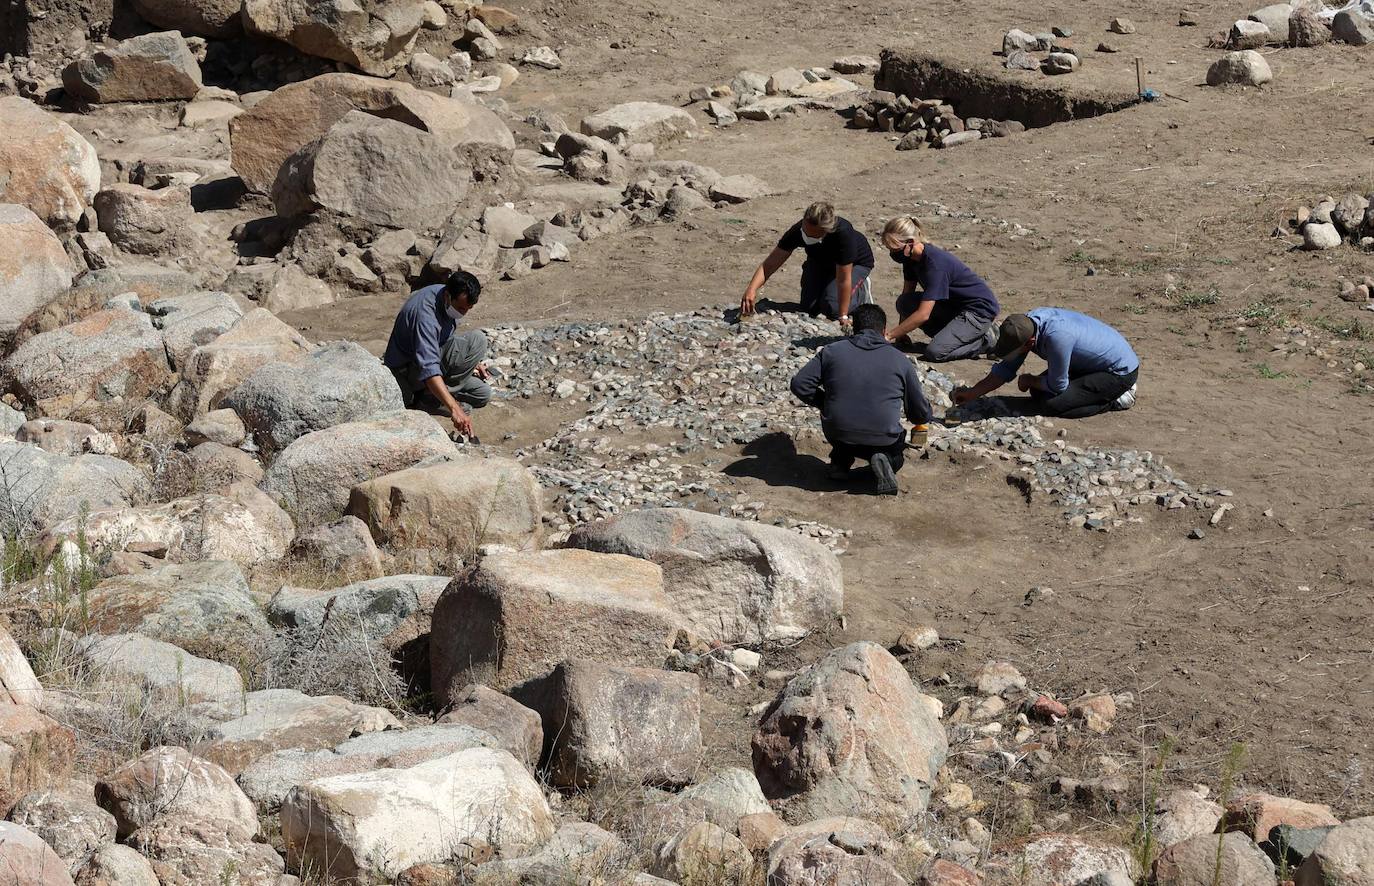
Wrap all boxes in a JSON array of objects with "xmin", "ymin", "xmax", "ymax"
[{"xmin": 875, "ymin": 48, "xmax": 1140, "ymax": 129}]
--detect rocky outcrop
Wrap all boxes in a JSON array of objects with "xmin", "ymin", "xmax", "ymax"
[
  {"xmin": 0, "ymin": 97, "xmax": 100, "ymax": 230},
  {"xmin": 243, "ymin": 0, "xmax": 424, "ymax": 76},
  {"xmin": 0, "ymin": 204, "xmax": 74, "ymax": 336},
  {"xmin": 61, "ymin": 32, "xmax": 203, "ymax": 103},
  {"xmin": 167, "ymin": 308, "xmax": 313, "ymax": 420}
]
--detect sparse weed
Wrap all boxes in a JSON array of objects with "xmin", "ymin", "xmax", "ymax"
[
  {"xmin": 1313, "ymin": 316, "xmax": 1374, "ymax": 342},
  {"xmin": 1170, "ymin": 288, "xmax": 1220, "ymax": 310},
  {"xmin": 1255, "ymin": 363, "xmax": 1289, "ymax": 379}
]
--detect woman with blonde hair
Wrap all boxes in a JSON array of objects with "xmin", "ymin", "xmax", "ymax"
[{"xmin": 880, "ymin": 215, "xmax": 1001, "ymax": 361}]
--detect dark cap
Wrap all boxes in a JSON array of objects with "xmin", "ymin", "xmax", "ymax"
[{"xmin": 993, "ymin": 313, "xmax": 1037, "ymax": 357}]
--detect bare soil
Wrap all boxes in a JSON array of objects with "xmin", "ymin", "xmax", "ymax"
[{"xmin": 281, "ymin": 0, "xmax": 1374, "ymax": 814}]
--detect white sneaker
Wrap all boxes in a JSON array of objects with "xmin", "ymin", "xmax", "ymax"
[{"xmin": 1112, "ymin": 383, "xmax": 1138, "ymax": 411}]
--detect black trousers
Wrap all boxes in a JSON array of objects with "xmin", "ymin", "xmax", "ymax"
[
  {"xmin": 1032, "ymin": 367, "xmax": 1138, "ymax": 419},
  {"xmin": 827, "ymin": 435, "xmax": 906, "ymax": 472}
]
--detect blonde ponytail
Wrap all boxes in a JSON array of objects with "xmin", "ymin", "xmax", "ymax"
[{"xmin": 881, "ymin": 215, "xmax": 925, "ymax": 250}]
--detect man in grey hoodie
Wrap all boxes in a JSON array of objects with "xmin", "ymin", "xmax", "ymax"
[{"xmin": 789, "ymin": 303, "xmax": 932, "ymax": 495}]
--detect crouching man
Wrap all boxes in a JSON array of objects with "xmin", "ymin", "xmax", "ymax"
[
  {"xmin": 382, "ymin": 270, "xmax": 492, "ymax": 438},
  {"xmin": 953, "ymin": 308, "xmax": 1139, "ymax": 418},
  {"xmin": 789, "ymin": 303, "xmax": 932, "ymax": 495}
]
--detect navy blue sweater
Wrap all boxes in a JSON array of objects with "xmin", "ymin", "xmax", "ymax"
[{"xmin": 789, "ymin": 330, "xmax": 932, "ymax": 446}]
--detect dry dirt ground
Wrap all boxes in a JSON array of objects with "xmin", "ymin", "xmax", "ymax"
[{"xmin": 282, "ymin": 0, "xmax": 1374, "ymax": 813}]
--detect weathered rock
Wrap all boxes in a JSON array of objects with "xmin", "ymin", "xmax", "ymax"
[
  {"xmin": 287, "ymin": 516, "xmax": 384, "ymax": 580},
  {"xmin": 148, "ymin": 291, "xmax": 244, "ymax": 371},
  {"xmin": 436, "ymin": 684, "xmax": 543, "ymax": 767},
  {"xmin": 18, "ymin": 263, "xmax": 195, "ymax": 345},
  {"xmin": 1043, "ymin": 51, "xmax": 1080, "ymax": 74},
  {"xmin": 281, "ymin": 748, "xmax": 554, "ymax": 881},
  {"xmin": 267, "ymin": 573, "xmax": 447, "ymax": 661},
  {"xmin": 1069, "ymin": 692, "xmax": 1116, "ymax": 733},
  {"xmin": 672, "ymin": 767, "xmax": 772, "ymax": 830},
  {"xmin": 93, "ymin": 184, "xmax": 193, "ymax": 255},
  {"xmin": 264, "ymin": 410, "xmax": 457, "ymax": 525},
  {"xmin": 62, "ymin": 32, "xmax": 203, "ymax": 103},
  {"xmin": 430, "ymin": 548, "xmax": 681, "ymax": 707},
  {"xmin": 130, "ymin": 0, "xmax": 241, "ymax": 36},
  {"xmin": 1289, "ymin": 5, "xmax": 1330, "ymax": 46},
  {"xmin": 78, "ymin": 633, "xmax": 245, "ymax": 708},
  {"xmin": 124, "ymin": 817, "xmax": 285, "ymax": 885},
  {"xmin": 1248, "ymin": 3, "xmax": 1293, "ymax": 42},
  {"xmin": 1109, "ymin": 17, "xmax": 1136, "ymax": 33},
  {"xmin": 1333, "ymin": 193, "xmax": 1370, "ymax": 234},
  {"xmin": 223, "ymin": 263, "xmax": 336, "ymax": 314},
  {"xmin": 224, "ymin": 340, "xmax": 402, "ymax": 455},
  {"xmin": 0, "ymin": 627, "xmax": 41, "ymax": 709},
  {"xmin": 1296, "ymin": 816, "xmax": 1374, "ymax": 886},
  {"xmin": 243, "ymin": 0, "xmax": 422, "ymax": 75},
  {"xmin": 938, "ymin": 131, "xmax": 982, "ymax": 148},
  {"xmin": 80, "ymin": 561, "xmax": 271, "ymax": 662},
  {"xmin": 1153, "ymin": 788, "xmax": 1223, "ymax": 849},
  {"xmin": 429, "ymin": 224, "xmax": 498, "ymax": 277},
  {"xmin": 167, "ymin": 308, "xmax": 313, "ymax": 420},
  {"xmin": 185, "ymin": 442, "xmax": 264, "ymax": 489},
  {"xmin": 0, "ymin": 703, "xmax": 75, "ymax": 818},
  {"xmin": 989, "ymin": 834, "xmax": 1138, "ymax": 885},
  {"xmin": 580, "ymin": 102, "xmax": 697, "ymax": 146},
  {"xmin": 73, "ymin": 843, "xmax": 161, "ymax": 886},
  {"xmin": 3, "ymin": 307, "xmax": 169, "ymax": 428},
  {"xmin": 1229, "ymin": 19, "xmax": 1273, "ymax": 48},
  {"xmin": 708, "ymin": 174, "xmax": 775, "ymax": 205},
  {"xmin": 272, "ymin": 111, "xmax": 474, "ymax": 232},
  {"xmin": 94, "ymin": 746, "xmax": 257, "ymax": 841},
  {"xmin": 14, "ymin": 419, "xmax": 114, "ymax": 456},
  {"xmin": 752, "ymin": 641, "xmax": 948, "ymax": 824},
  {"xmin": 0, "ymin": 441, "xmax": 146, "ymax": 532},
  {"xmin": 46, "ymin": 490, "xmax": 293, "ymax": 570},
  {"xmin": 652, "ymin": 821, "xmax": 752, "ymax": 885},
  {"xmin": 0, "ymin": 97, "xmax": 100, "ymax": 230},
  {"xmin": 1223, "ymin": 792, "xmax": 1340, "ymax": 841},
  {"xmin": 569, "ymin": 508, "xmax": 841, "ymax": 644},
  {"xmin": 238, "ymin": 722, "xmax": 505, "ymax": 811},
  {"xmin": 468, "ymin": 821, "xmax": 625, "ymax": 885},
  {"xmin": 183, "ymin": 408, "xmax": 244, "ymax": 447},
  {"xmin": 194, "ymin": 688, "xmax": 401, "ymax": 773},
  {"xmin": 230, "ymin": 73, "xmax": 515, "ymax": 194},
  {"xmin": 1333, "ymin": 9, "xmax": 1374, "ymax": 44},
  {"xmin": 0, "ymin": 204, "xmax": 74, "ymax": 335},
  {"xmin": 10, "ymin": 780, "xmax": 115, "ymax": 867},
  {"xmin": 0, "ymin": 820, "xmax": 75, "ymax": 885},
  {"xmin": 347, "ymin": 455, "xmax": 543, "ymax": 556},
  {"xmin": 1206, "ymin": 50, "xmax": 1273, "ymax": 87},
  {"xmin": 765, "ymin": 818, "xmax": 900, "ymax": 886},
  {"xmin": 1003, "ymin": 28, "xmax": 1044, "ymax": 52},
  {"xmin": 833, "ymin": 55, "xmax": 881, "ymax": 74},
  {"xmin": 540, "ymin": 659, "xmax": 702, "ymax": 789},
  {"xmin": 1154, "ymin": 831, "xmax": 1275, "ymax": 885},
  {"xmin": 975, "ymin": 660, "xmax": 1026, "ymax": 695},
  {"xmin": 1304, "ymin": 221, "xmax": 1342, "ymax": 250}
]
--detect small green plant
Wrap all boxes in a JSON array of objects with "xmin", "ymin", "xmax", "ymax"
[
  {"xmin": 1314, "ymin": 316, "xmax": 1374, "ymax": 342},
  {"xmin": 1065, "ymin": 249, "xmax": 1097, "ymax": 265},
  {"xmin": 1236, "ymin": 333, "xmax": 1251, "ymax": 353},
  {"xmin": 1214, "ymin": 743, "xmax": 1247, "ymax": 886},
  {"xmin": 1130, "ymin": 736, "xmax": 1175, "ymax": 874},
  {"xmin": 1255, "ymin": 363, "xmax": 1289, "ymax": 379},
  {"xmin": 1125, "ymin": 302, "xmax": 1149, "ymax": 316},
  {"xmin": 1171, "ymin": 287, "xmax": 1220, "ymax": 310},
  {"xmin": 1240, "ymin": 299, "xmax": 1280, "ymax": 325}
]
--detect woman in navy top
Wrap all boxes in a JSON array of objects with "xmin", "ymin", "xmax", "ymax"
[{"xmin": 881, "ymin": 215, "xmax": 1001, "ymax": 362}]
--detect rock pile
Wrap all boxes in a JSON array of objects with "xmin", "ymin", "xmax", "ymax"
[
  {"xmin": 1001, "ymin": 29, "xmax": 1086, "ymax": 75},
  {"xmin": 1225, "ymin": 1, "xmax": 1373, "ymax": 48},
  {"xmin": 1280, "ymin": 192, "xmax": 1374, "ymax": 253},
  {"xmin": 851, "ymin": 90, "xmax": 1026, "ymax": 150}
]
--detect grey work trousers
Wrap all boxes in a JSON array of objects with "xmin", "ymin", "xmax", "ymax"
[
  {"xmin": 896, "ymin": 291, "xmax": 997, "ymax": 362},
  {"xmin": 390, "ymin": 329, "xmax": 492, "ymax": 411}
]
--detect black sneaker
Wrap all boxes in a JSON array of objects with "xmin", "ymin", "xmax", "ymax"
[
  {"xmin": 827, "ymin": 461, "xmax": 852, "ymax": 481},
  {"xmin": 870, "ymin": 453, "xmax": 898, "ymax": 495}
]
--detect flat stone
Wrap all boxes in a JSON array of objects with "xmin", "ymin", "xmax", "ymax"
[{"xmin": 62, "ymin": 31, "xmax": 202, "ymax": 102}]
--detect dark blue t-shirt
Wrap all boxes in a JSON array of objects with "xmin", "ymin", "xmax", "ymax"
[
  {"xmin": 778, "ymin": 217, "xmax": 875, "ymax": 276},
  {"xmin": 894, "ymin": 243, "xmax": 999, "ymax": 326}
]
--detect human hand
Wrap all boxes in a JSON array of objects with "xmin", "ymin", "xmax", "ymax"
[
  {"xmin": 952, "ymin": 386, "xmax": 975, "ymax": 405},
  {"xmin": 740, "ymin": 289, "xmax": 757, "ymax": 317},
  {"xmin": 450, "ymin": 409, "xmax": 473, "ymax": 438},
  {"xmin": 474, "ymin": 362, "xmax": 491, "ymax": 381},
  {"xmin": 838, "ymin": 315, "xmax": 853, "ymax": 333},
  {"xmin": 1017, "ymin": 373, "xmax": 1036, "ymax": 392}
]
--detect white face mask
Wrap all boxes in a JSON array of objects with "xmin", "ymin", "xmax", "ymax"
[
  {"xmin": 800, "ymin": 232, "xmax": 824, "ymax": 246},
  {"xmin": 446, "ymin": 304, "xmax": 464, "ymax": 322}
]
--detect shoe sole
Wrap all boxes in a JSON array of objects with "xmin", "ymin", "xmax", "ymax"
[{"xmin": 871, "ymin": 453, "xmax": 898, "ymax": 495}]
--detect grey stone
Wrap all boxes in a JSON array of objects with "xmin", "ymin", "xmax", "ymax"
[
  {"xmin": 287, "ymin": 516, "xmax": 384, "ymax": 581},
  {"xmin": 1333, "ymin": 9, "xmax": 1374, "ymax": 44},
  {"xmin": 1229, "ymin": 19, "xmax": 1273, "ymax": 48},
  {"xmin": 1206, "ymin": 50, "xmax": 1273, "ymax": 87},
  {"xmin": 580, "ymin": 102, "xmax": 697, "ymax": 146},
  {"xmin": 62, "ymin": 32, "xmax": 202, "ymax": 103},
  {"xmin": 93, "ymin": 184, "xmax": 194, "ymax": 256},
  {"xmin": 130, "ymin": 0, "xmax": 241, "ymax": 37},
  {"xmin": 0, "ymin": 441, "xmax": 146, "ymax": 533},
  {"xmin": 267, "ymin": 574, "xmax": 448, "ymax": 655},
  {"xmin": 1332, "ymin": 193, "xmax": 1370, "ymax": 235},
  {"xmin": 1043, "ymin": 52, "xmax": 1080, "ymax": 74},
  {"xmin": 242, "ymin": 0, "xmax": 423, "ymax": 76},
  {"xmin": 1248, "ymin": 3, "xmax": 1293, "ymax": 42},
  {"xmin": 1109, "ymin": 17, "xmax": 1137, "ymax": 33},
  {"xmin": 1153, "ymin": 831, "xmax": 1275, "ymax": 885},
  {"xmin": 0, "ymin": 204, "xmax": 73, "ymax": 335},
  {"xmin": 1303, "ymin": 221, "xmax": 1341, "ymax": 250},
  {"xmin": 1295, "ymin": 817, "xmax": 1374, "ymax": 886},
  {"xmin": 73, "ymin": 844, "xmax": 159, "ymax": 885},
  {"xmin": 184, "ymin": 408, "xmax": 246, "ymax": 447},
  {"xmin": 224, "ymin": 340, "xmax": 403, "ymax": 456},
  {"xmin": 77, "ymin": 633, "xmax": 245, "ymax": 707},
  {"xmin": 262, "ymin": 410, "xmax": 457, "ymax": 525},
  {"xmin": 482, "ymin": 204, "xmax": 539, "ymax": 247},
  {"xmin": 1288, "ymin": 5, "xmax": 1330, "ymax": 46},
  {"xmin": 832, "ymin": 55, "xmax": 880, "ymax": 74},
  {"xmin": 95, "ymin": 745, "xmax": 256, "ymax": 841},
  {"xmin": 10, "ymin": 780, "xmax": 116, "ymax": 866},
  {"xmin": 708, "ymin": 174, "xmax": 774, "ymax": 204},
  {"xmin": 436, "ymin": 684, "xmax": 543, "ymax": 767},
  {"xmin": 149, "ymin": 290, "xmax": 243, "ymax": 370}
]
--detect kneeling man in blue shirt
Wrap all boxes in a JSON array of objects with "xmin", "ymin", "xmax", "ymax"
[
  {"xmin": 383, "ymin": 271, "xmax": 492, "ymax": 438},
  {"xmin": 952, "ymin": 308, "xmax": 1139, "ymax": 418}
]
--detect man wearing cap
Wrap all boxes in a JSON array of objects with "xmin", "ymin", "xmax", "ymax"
[
  {"xmin": 789, "ymin": 303, "xmax": 932, "ymax": 494},
  {"xmin": 383, "ymin": 270, "xmax": 492, "ymax": 438},
  {"xmin": 952, "ymin": 308, "xmax": 1139, "ymax": 418}
]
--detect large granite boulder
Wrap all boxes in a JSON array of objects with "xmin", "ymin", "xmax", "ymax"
[
  {"xmin": 263, "ymin": 410, "xmax": 456, "ymax": 525},
  {"xmin": 569, "ymin": 508, "xmax": 842, "ymax": 644},
  {"xmin": 1296, "ymin": 816, "xmax": 1374, "ymax": 886},
  {"xmin": 129, "ymin": 0, "xmax": 242, "ymax": 37},
  {"xmin": 224, "ymin": 340, "xmax": 402, "ymax": 455},
  {"xmin": 0, "ymin": 204, "xmax": 73, "ymax": 336},
  {"xmin": 271, "ymin": 109, "xmax": 475, "ymax": 232},
  {"xmin": 753, "ymin": 641, "xmax": 948, "ymax": 825},
  {"xmin": 430, "ymin": 548, "xmax": 682, "ymax": 708},
  {"xmin": 61, "ymin": 32, "xmax": 203, "ymax": 103},
  {"xmin": 2, "ymin": 307, "xmax": 170, "ymax": 429},
  {"xmin": 281, "ymin": 747, "xmax": 554, "ymax": 881},
  {"xmin": 539, "ymin": 659, "xmax": 702, "ymax": 789},
  {"xmin": 0, "ymin": 703, "xmax": 75, "ymax": 818},
  {"xmin": 0, "ymin": 97, "xmax": 100, "ymax": 230},
  {"xmin": 92, "ymin": 183, "xmax": 194, "ymax": 255},
  {"xmin": 243, "ymin": 0, "xmax": 424, "ymax": 76},
  {"xmin": 436, "ymin": 684, "xmax": 543, "ymax": 767},
  {"xmin": 987, "ymin": 834, "xmax": 1139, "ymax": 885},
  {"xmin": 0, "ymin": 821, "xmax": 75, "ymax": 886},
  {"xmin": 0, "ymin": 441, "xmax": 146, "ymax": 533},
  {"xmin": 580, "ymin": 102, "xmax": 697, "ymax": 146},
  {"xmin": 77, "ymin": 633, "xmax": 245, "ymax": 708},
  {"xmin": 166, "ymin": 308, "xmax": 313, "ymax": 420},
  {"xmin": 10, "ymin": 780, "xmax": 116, "ymax": 869},
  {"xmin": 94, "ymin": 746, "xmax": 257, "ymax": 841},
  {"xmin": 147, "ymin": 290, "xmax": 244, "ymax": 371},
  {"xmin": 347, "ymin": 455, "xmax": 543, "ymax": 556},
  {"xmin": 229, "ymin": 73, "xmax": 514, "ymax": 194}
]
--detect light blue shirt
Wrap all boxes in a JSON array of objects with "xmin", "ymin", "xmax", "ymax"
[
  {"xmin": 992, "ymin": 308, "xmax": 1138, "ymax": 394},
  {"xmin": 382, "ymin": 284, "xmax": 460, "ymax": 381}
]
